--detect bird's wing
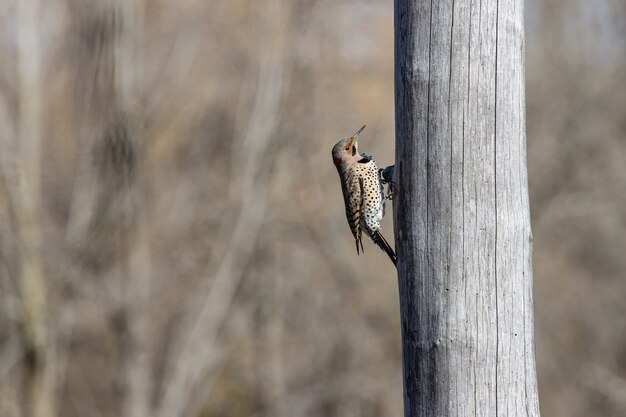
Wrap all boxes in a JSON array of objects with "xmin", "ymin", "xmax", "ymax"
[{"xmin": 342, "ymin": 169, "xmax": 363, "ymax": 255}]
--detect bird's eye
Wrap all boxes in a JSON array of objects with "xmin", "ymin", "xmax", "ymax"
[{"xmin": 345, "ymin": 146, "xmax": 350, "ymax": 151}]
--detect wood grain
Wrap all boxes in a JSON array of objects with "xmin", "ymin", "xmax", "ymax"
[{"xmin": 393, "ymin": 0, "xmax": 540, "ymax": 415}]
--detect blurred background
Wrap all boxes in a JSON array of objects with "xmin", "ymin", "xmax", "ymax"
[{"xmin": 0, "ymin": 0, "xmax": 624, "ymax": 416}]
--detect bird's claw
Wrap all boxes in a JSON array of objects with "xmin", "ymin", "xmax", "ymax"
[
  {"xmin": 385, "ymin": 183, "xmax": 395, "ymax": 200},
  {"xmin": 379, "ymin": 165, "xmax": 396, "ymax": 200}
]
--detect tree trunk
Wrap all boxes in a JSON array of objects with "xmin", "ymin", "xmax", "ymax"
[{"xmin": 393, "ymin": 1, "xmax": 540, "ymax": 416}]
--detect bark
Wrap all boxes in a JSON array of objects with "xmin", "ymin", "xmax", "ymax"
[{"xmin": 393, "ymin": 0, "xmax": 540, "ymax": 416}]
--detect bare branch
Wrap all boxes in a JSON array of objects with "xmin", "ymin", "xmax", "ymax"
[{"xmin": 156, "ymin": 3, "xmax": 291, "ymax": 415}]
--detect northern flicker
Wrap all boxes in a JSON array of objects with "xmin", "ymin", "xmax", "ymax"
[{"xmin": 332, "ymin": 125, "xmax": 397, "ymax": 266}]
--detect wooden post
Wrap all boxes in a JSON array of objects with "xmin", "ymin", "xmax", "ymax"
[{"xmin": 393, "ymin": 0, "xmax": 541, "ymax": 416}]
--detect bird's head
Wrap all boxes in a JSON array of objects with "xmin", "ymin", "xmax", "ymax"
[{"xmin": 331, "ymin": 125, "xmax": 366, "ymax": 169}]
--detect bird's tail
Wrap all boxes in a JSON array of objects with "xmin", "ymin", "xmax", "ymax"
[{"xmin": 371, "ymin": 230, "xmax": 397, "ymax": 267}]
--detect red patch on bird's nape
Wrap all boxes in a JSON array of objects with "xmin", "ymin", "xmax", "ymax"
[{"xmin": 333, "ymin": 157, "xmax": 342, "ymax": 167}]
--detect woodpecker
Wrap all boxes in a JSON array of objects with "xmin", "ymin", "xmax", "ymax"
[{"xmin": 331, "ymin": 125, "xmax": 396, "ymax": 267}]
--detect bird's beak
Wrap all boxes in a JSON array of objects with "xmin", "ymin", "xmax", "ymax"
[
  {"xmin": 350, "ymin": 125, "xmax": 366, "ymax": 148},
  {"xmin": 353, "ymin": 125, "xmax": 366, "ymax": 138}
]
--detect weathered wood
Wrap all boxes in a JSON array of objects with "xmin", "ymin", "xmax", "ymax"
[{"xmin": 393, "ymin": 0, "xmax": 540, "ymax": 416}]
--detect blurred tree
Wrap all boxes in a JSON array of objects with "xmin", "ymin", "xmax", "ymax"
[
  {"xmin": 393, "ymin": 1, "xmax": 540, "ymax": 416},
  {"xmin": 6, "ymin": 1, "xmax": 58, "ymax": 416}
]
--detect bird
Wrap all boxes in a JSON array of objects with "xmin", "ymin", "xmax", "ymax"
[{"xmin": 331, "ymin": 125, "xmax": 396, "ymax": 267}]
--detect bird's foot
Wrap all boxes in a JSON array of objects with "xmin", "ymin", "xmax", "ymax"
[
  {"xmin": 379, "ymin": 165, "xmax": 396, "ymax": 200},
  {"xmin": 385, "ymin": 183, "xmax": 396, "ymax": 200}
]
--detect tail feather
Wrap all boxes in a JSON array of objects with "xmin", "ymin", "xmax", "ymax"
[
  {"xmin": 355, "ymin": 234, "xmax": 364, "ymax": 255},
  {"xmin": 371, "ymin": 230, "xmax": 397, "ymax": 267}
]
